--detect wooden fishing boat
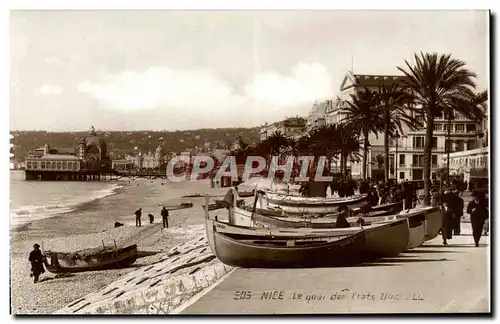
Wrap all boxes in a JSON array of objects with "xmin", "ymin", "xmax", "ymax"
[
  {"xmin": 205, "ymin": 196, "xmax": 408, "ymax": 261},
  {"xmin": 264, "ymin": 192, "xmax": 368, "ymax": 214},
  {"xmin": 42, "ymin": 244, "xmax": 138, "ymax": 274},
  {"xmin": 231, "ymin": 205, "xmax": 398, "ymax": 229},
  {"xmin": 350, "ymin": 201, "xmax": 404, "ymax": 216},
  {"xmin": 233, "ymin": 207, "xmax": 409, "ymax": 257},
  {"xmin": 409, "ymin": 206, "xmax": 442, "ymax": 241},
  {"xmin": 206, "ymin": 216, "xmax": 366, "ymax": 268},
  {"xmin": 395, "ymin": 210, "xmax": 426, "ymax": 249}
]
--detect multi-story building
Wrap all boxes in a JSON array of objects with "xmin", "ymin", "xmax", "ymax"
[
  {"xmin": 306, "ymin": 100, "xmax": 332, "ymax": 131},
  {"xmin": 328, "ymin": 70, "xmax": 485, "ymax": 181},
  {"xmin": 24, "ymin": 127, "xmax": 111, "ymax": 180},
  {"xmin": 260, "ymin": 116, "xmax": 307, "ymax": 141}
]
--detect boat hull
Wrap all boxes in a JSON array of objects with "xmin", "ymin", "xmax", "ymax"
[
  {"xmin": 210, "ymin": 225, "xmax": 366, "ymax": 268},
  {"xmin": 422, "ymin": 207, "xmax": 442, "ymax": 241},
  {"xmin": 363, "ymin": 219, "xmax": 410, "ymax": 257},
  {"xmin": 264, "ymin": 193, "xmax": 368, "ymax": 214},
  {"xmin": 43, "ymin": 245, "xmax": 138, "ymax": 274},
  {"xmin": 396, "ymin": 212, "xmax": 426, "ymax": 249}
]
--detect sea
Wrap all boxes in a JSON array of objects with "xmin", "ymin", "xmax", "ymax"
[
  {"xmin": 9, "ymin": 171, "xmax": 125, "ymax": 229},
  {"xmin": 9, "ymin": 171, "xmax": 212, "ymax": 231}
]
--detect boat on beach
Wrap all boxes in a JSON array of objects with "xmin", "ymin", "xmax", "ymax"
[
  {"xmin": 262, "ymin": 192, "xmax": 368, "ymax": 214},
  {"xmin": 42, "ymin": 244, "xmax": 138, "ymax": 274},
  {"xmin": 205, "ymin": 216, "xmax": 366, "ymax": 268},
  {"xmin": 205, "ymin": 196, "xmax": 409, "ymax": 264},
  {"xmin": 395, "ymin": 210, "xmax": 426, "ymax": 249},
  {"xmin": 350, "ymin": 201, "xmax": 404, "ymax": 216}
]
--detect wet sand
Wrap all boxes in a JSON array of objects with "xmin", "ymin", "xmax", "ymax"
[{"xmin": 10, "ymin": 178, "xmax": 228, "ymax": 314}]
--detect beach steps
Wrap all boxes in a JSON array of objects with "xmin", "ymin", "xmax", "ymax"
[{"xmin": 55, "ymin": 235, "xmax": 234, "ymax": 314}]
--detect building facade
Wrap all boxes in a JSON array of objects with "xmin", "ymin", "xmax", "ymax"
[
  {"xmin": 328, "ymin": 71, "xmax": 485, "ymax": 181},
  {"xmin": 260, "ymin": 116, "xmax": 307, "ymax": 141},
  {"xmin": 24, "ymin": 127, "xmax": 111, "ymax": 180}
]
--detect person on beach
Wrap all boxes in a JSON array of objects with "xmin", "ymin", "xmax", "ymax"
[
  {"xmin": 135, "ymin": 208, "xmax": 142, "ymax": 227},
  {"xmin": 148, "ymin": 213, "xmax": 154, "ymax": 224},
  {"xmin": 28, "ymin": 244, "xmax": 45, "ymax": 284},
  {"xmin": 161, "ymin": 207, "xmax": 169, "ymax": 228},
  {"xmin": 467, "ymin": 191, "xmax": 489, "ymax": 247}
]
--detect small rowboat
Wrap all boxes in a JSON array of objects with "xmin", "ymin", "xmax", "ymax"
[
  {"xmin": 204, "ymin": 196, "xmax": 409, "ymax": 261},
  {"xmin": 350, "ymin": 201, "xmax": 404, "ymax": 216},
  {"xmin": 42, "ymin": 244, "xmax": 138, "ymax": 274},
  {"xmin": 264, "ymin": 192, "xmax": 368, "ymax": 214},
  {"xmin": 206, "ymin": 216, "xmax": 366, "ymax": 268}
]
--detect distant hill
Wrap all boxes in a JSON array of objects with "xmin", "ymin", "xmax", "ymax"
[{"xmin": 10, "ymin": 128, "xmax": 261, "ymax": 161}]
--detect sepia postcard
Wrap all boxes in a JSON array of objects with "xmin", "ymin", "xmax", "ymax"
[{"xmin": 9, "ymin": 9, "xmax": 490, "ymax": 315}]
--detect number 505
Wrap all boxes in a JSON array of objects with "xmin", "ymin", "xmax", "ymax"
[{"xmin": 234, "ymin": 291, "xmax": 252, "ymax": 300}]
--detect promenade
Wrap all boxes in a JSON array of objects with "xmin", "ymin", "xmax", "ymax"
[{"xmin": 181, "ymin": 222, "xmax": 489, "ymax": 314}]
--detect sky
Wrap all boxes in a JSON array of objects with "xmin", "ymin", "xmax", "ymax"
[{"xmin": 10, "ymin": 10, "xmax": 489, "ymax": 131}]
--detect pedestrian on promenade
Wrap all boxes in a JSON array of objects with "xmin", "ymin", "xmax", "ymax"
[
  {"xmin": 161, "ymin": 206, "xmax": 169, "ymax": 228},
  {"xmin": 135, "ymin": 208, "xmax": 142, "ymax": 227},
  {"xmin": 467, "ymin": 191, "xmax": 488, "ymax": 247},
  {"xmin": 441, "ymin": 199, "xmax": 454, "ymax": 246},
  {"xmin": 403, "ymin": 182, "xmax": 413, "ymax": 210},
  {"xmin": 451, "ymin": 192, "xmax": 464, "ymax": 235},
  {"xmin": 28, "ymin": 244, "xmax": 45, "ymax": 284}
]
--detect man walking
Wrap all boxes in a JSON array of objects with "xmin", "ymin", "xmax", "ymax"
[
  {"xmin": 135, "ymin": 208, "xmax": 142, "ymax": 227},
  {"xmin": 452, "ymin": 192, "xmax": 464, "ymax": 235},
  {"xmin": 161, "ymin": 206, "xmax": 169, "ymax": 228},
  {"xmin": 467, "ymin": 191, "xmax": 488, "ymax": 247}
]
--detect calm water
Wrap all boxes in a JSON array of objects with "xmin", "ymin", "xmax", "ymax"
[{"xmin": 10, "ymin": 171, "xmax": 125, "ymax": 228}]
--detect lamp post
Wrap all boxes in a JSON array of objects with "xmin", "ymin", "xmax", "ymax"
[{"xmin": 394, "ymin": 130, "xmax": 400, "ymax": 183}]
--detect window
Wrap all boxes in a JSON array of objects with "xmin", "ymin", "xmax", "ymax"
[
  {"xmin": 432, "ymin": 137, "xmax": 437, "ymax": 149},
  {"xmin": 27, "ymin": 162, "xmax": 32, "ymax": 169},
  {"xmin": 399, "ymin": 171, "xmax": 405, "ymax": 180},
  {"xmin": 413, "ymin": 169, "xmax": 423, "ymax": 180},
  {"xmin": 455, "ymin": 124, "xmax": 465, "ymax": 133},
  {"xmin": 435, "ymin": 111, "xmax": 443, "ymax": 119},
  {"xmin": 412, "ymin": 154, "xmax": 424, "ymax": 167},
  {"xmin": 466, "ymin": 124, "xmax": 477, "ymax": 133},
  {"xmin": 51, "ymin": 161, "xmax": 56, "ymax": 169},
  {"xmin": 399, "ymin": 154, "xmax": 405, "ymax": 166},
  {"xmin": 432, "ymin": 172, "xmax": 437, "ymax": 180},
  {"xmin": 467, "ymin": 140, "xmax": 476, "ymax": 150},
  {"xmin": 433, "ymin": 124, "xmax": 442, "ymax": 131},
  {"xmin": 456, "ymin": 140, "xmax": 465, "ymax": 152},
  {"xmin": 443, "ymin": 124, "xmax": 451, "ymax": 132},
  {"xmin": 57, "ymin": 162, "xmax": 63, "ymax": 170},
  {"xmin": 445, "ymin": 139, "xmax": 452, "ymax": 152},
  {"xmin": 431, "ymin": 155, "xmax": 438, "ymax": 166},
  {"xmin": 416, "ymin": 115, "xmax": 424, "ymax": 123},
  {"xmin": 412, "ymin": 136, "xmax": 424, "ymax": 149},
  {"xmin": 41, "ymin": 162, "xmax": 45, "ymax": 170}
]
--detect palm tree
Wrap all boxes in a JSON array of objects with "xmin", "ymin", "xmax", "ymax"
[
  {"xmin": 398, "ymin": 52, "xmax": 485, "ymax": 205},
  {"xmin": 341, "ymin": 88, "xmax": 385, "ymax": 180},
  {"xmin": 378, "ymin": 84, "xmax": 422, "ymax": 182},
  {"xmin": 328, "ymin": 123, "xmax": 362, "ymax": 175}
]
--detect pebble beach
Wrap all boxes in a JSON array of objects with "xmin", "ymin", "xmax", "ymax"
[{"xmin": 10, "ymin": 178, "xmax": 229, "ymax": 314}]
